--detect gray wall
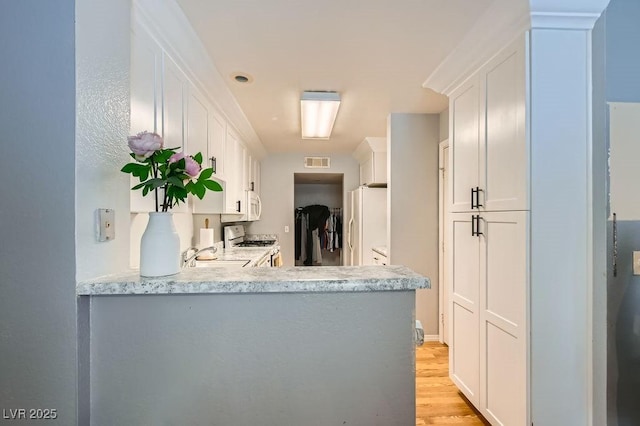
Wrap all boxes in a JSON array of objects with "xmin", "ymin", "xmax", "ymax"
[
  {"xmin": 594, "ymin": 0, "xmax": 640, "ymax": 423},
  {"xmin": 294, "ymin": 183, "xmax": 343, "ymax": 209},
  {"xmin": 0, "ymin": 2, "xmax": 78, "ymax": 424},
  {"xmin": 248, "ymin": 153, "xmax": 359, "ymax": 266},
  {"xmin": 89, "ymin": 292, "xmax": 416, "ymax": 426},
  {"xmin": 387, "ymin": 114, "xmax": 440, "ymax": 335}
]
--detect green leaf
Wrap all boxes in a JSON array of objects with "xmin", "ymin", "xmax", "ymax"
[
  {"xmin": 195, "ymin": 182, "xmax": 206, "ymax": 199},
  {"xmin": 142, "ymin": 185, "xmax": 150, "ymax": 196},
  {"xmin": 148, "ymin": 178, "xmax": 165, "ymax": 189},
  {"xmin": 167, "ymin": 176, "xmax": 185, "ymax": 188},
  {"xmin": 198, "ymin": 168, "xmax": 213, "ymax": 181},
  {"xmin": 202, "ymin": 179, "xmax": 223, "ymax": 192},
  {"xmin": 131, "ymin": 181, "xmax": 147, "ymax": 190},
  {"xmin": 193, "ymin": 152, "xmax": 203, "ymax": 164}
]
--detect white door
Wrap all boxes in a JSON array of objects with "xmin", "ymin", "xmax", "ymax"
[
  {"xmin": 479, "ymin": 211, "xmax": 528, "ymax": 425},
  {"xmin": 449, "ymin": 76, "xmax": 480, "ymax": 213},
  {"xmin": 448, "ymin": 212, "xmax": 480, "ymax": 406},
  {"xmin": 480, "ymin": 37, "xmax": 528, "ymax": 212},
  {"xmin": 439, "ymin": 140, "xmax": 450, "ymax": 344}
]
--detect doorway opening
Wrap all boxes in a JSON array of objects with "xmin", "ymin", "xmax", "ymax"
[{"xmin": 294, "ymin": 173, "xmax": 344, "ymax": 266}]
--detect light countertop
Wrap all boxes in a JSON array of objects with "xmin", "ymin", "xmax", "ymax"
[{"xmin": 77, "ymin": 265, "xmax": 429, "ymax": 296}]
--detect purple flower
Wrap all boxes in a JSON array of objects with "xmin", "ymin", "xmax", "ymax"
[
  {"xmin": 128, "ymin": 131, "xmax": 163, "ymax": 160},
  {"xmin": 169, "ymin": 152, "xmax": 201, "ymax": 177}
]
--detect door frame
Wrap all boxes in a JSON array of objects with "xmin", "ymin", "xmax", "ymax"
[{"xmin": 438, "ymin": 139, "xmax": 449, "ymax": 344}]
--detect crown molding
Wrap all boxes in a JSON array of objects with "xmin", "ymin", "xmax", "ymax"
[
  {"xmin": 133, "ymin": 0, "xmax": 267, "ymax": 159},
  {"xmin": 530, "ymin": 12, "xmax": 602, "ymax": 29},
  {"xmin": 423, "ymin": 0, "xmax": 530, "ymax": 96},
  {"xmin": 423, "ymin": 0, "xmax": 610, "ymax": 96}
]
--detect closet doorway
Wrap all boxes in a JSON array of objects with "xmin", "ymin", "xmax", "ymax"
[{"xmin": 294, "ymin": 173, "xmax": 344, "ymax": 266}]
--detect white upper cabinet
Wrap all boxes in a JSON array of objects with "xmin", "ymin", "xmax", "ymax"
[
  {"xmin": 450, "ymin": 36, "xmax": 528, "ymax": 213},
  {"xmin": 221, "ymin": 129, "xmax": 247, "ymax": 221},
  {"xmin": 129, "ymin": 28, "xmax": 161, "ymax": 213},
  {"xmin": 450, "ymin": 77, "xmax": 480, "ymax": 213},
  {"xmin": 250, "ymin": 156, "xmax": 261, "ymax": 195},
  {"xmin": 353, "ymin": 137, "xmax": 387, "ymax": 186},
  {"xmin": 162, "ymin": 54, "xmax": 187, "ymax": 153},
  {"xmin": 189, "ymin": 88, "xmax": 225, "ymax": 214},
  {"xmin": 209, "ymin": 110, "xmax": 226, "ymax": 180}
]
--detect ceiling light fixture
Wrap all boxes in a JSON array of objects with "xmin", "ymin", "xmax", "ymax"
[{"xmin": 300, "ymin": 91, "xmax": 341, "ymax": 139}]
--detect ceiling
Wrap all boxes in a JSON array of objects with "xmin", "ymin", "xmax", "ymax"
[{"xmin": 175, "ymin": 0, "xmax": 493, "ymax": 155}]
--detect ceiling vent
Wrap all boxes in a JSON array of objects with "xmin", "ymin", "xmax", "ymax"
[{"xmin": 304, "ymin": 157, "xmax": 330, "ymax": 169}]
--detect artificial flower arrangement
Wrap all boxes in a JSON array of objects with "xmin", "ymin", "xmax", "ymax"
[{"xmin": 121, "ymin": 131, "xmax": 222, "ymax": 211}]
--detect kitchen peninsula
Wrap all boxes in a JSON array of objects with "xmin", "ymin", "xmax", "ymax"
[{"xmin": 78, "ymin": 265, "xmax": 429, "ymax": 426}]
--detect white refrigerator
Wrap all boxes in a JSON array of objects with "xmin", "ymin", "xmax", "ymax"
[{"xmin": 347, "ymin": 186, "xmax": 387, "ymax": 266}]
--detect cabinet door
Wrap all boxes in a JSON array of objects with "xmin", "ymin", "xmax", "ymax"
[
  {"xmin": 360, "ymin": 154, "xmax": 373, "ymax": 186},
  {"xmin": 450, "ymin": 77, "xmax": 480, "ymax": 213},
  {"xmin": 478, "ymin": 211, "xmax": 528, "ymax": 425},
  {"xmin": 372, "ymin": 151, "xmax": 387, "ymax": 184},
  {"xmin": 189, "ymin": 89, "xmax": 224, "ymax": 214},
  {"xmin": 209, "ymin": 110, "xmax": 226, "ymax": 179},
  {"xmin": 223, "ymin": 129, "xmax": 239, "ymax": 215},
  {"xmin": 480, "ymin": 37, "xmax": 528, "ymax": 211},
  {"xmin": 162, "ymin": 54, "xmax": 187, "ymax": 151},
  {"xmin": 252, "ymin": 158, "xmax": 261, "ymax": 195},
  {"xmin": 130, "ymin": 28, "xmax": 162, "ymax": 212},
  {"xmin": 448, "ymin": 212, "xmax": 480, "ymax": 405}
]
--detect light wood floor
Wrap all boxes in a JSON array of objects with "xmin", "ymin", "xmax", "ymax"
[{"xmin": 416, "ymin": 342, "xmax": 489, "ymax": 425}]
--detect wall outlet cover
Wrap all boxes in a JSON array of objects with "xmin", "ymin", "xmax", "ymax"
[
  {"xmin": 98, "ymin": 208, "xmax": 115, "ymax": 242},
  {"xmin": 633, "ymin": 251, "xmax": 640, "ymax": 275}
]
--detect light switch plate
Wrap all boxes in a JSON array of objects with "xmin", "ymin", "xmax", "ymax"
[
  {"xmin": 633, "ymin": 251, "xmax": 640, "ymax": 275},
  {"xmin": 98, "ymin": 209, "xmax": 115, "ymax": 242},
  {"xmin": 284, "ymin": 225, "xmax": 290, "ymax": 233}
]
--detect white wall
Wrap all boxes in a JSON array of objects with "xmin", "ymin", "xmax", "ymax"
[
  {"xmin": 76, "ymin": 0, "xmax": 131, "ymax": 281},
  {"xmin": 387, "ymin": 113, "xmax": 440, "ymax": 335},
  {"xmin": 0, "ymin": 1, "xmax": 78, "ymax": 423},
  {"xmin": 294, "ymin": 183, "xmax": 343, "ymax": 209},
  {"xmin": 439, "ymin": 108, "xmax": 449, "ymax": 141},
  {"xmin": 248, "ymin": 153, "xmax": 359, "ymax": 266}
]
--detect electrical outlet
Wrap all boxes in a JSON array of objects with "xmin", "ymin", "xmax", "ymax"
[
  {"xmin": 284, "ymin": 225, "xmax": 290, "ymax": 233},
  {"xmin": 634, "ymin": 251, "xmax": 640, "ymax": 275}
]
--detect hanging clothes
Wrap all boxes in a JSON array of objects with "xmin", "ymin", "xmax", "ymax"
[{"xmin": 299, "ymin": 204, "xmax": 330, "ymax": 266}]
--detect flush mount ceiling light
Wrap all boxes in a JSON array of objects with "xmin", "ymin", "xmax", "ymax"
[{"xmin": 300, "ymin": 91, "xmax": 341, "ymax": 139}]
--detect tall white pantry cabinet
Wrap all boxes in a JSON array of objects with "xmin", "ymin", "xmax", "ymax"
[{"xmin": 447, "ymin": 34, "xmax": 529, "ymax": 425}]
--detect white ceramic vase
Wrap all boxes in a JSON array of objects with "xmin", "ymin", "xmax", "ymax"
[{"xmin": 140, "ymin": 212, "xmax": 180, "ymax": 277}]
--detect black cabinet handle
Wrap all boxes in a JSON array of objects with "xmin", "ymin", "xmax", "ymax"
[
  {"xmin": 471, "ymin": 187, "xmax": 484, "ymax": 209},
  {"xmin": 209, "ymin": 156, "xmax": 217, "ymax": 174},
  {"xmin": 471, "ymin": 214, "xmax": 475, "ymax": 236},
  {"xmin": 251, "ymin": 181, "xmax": 255, "ymax": 191},
  {"xmin": 236, "ymin": 200, "xmax": 241, "ymax": 212},
  {"xmin": 471, "ymin": 215, "xmax": 483, "ymax": 237}
]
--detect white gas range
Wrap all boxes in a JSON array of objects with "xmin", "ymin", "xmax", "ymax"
[{"xmin": 224, "ymin": 225, "xmax": 280, "ymax": 267}]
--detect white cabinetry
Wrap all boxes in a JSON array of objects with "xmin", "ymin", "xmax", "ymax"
[
  {"xmin": 447, "ymin": 35, "xmax": 529, "ymax": 426},
  {"xmin": 130, "ymin": 30, "xmax": 188, "ymax": 213},
  {"xmin": 449, "ymin": 38, "xmax": 527, "ymax": 213},
  {"xmin": 353, "ymin": 137, "xmax": 387, "ymax": 186},
  {"xmin": 130, "ymin": 28, "xmax": 161, "ymax": 213},
  {"xmin": 221, "ymin": 129, "xmax": 247, "ymax": 221},
  {"xmin": 371, "ymin": 250, "xmax": 387, "ymax": 265}
]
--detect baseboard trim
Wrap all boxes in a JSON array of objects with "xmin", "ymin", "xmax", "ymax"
[{"xmin": 424, "ymin": 334, "xmax": 440, "ymax": 342}]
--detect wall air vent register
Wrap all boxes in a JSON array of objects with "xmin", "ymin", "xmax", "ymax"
[{"xmin": 304, "ymin": 157, "xmax": 330, "ymax": 168}]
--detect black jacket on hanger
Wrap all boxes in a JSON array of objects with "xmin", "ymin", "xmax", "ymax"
[{"xmin": 301, "ymin": 205, "xmax": 330, "ymax": 265}]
